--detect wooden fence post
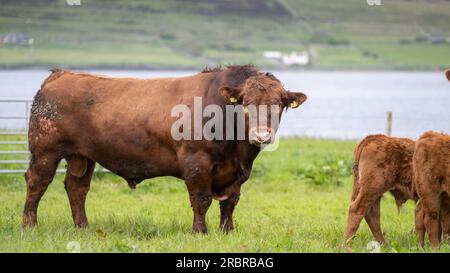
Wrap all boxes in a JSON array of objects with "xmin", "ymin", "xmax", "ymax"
[{"xmin": 386, "ymin": 111, "xmax": 392, "ymax": 136}]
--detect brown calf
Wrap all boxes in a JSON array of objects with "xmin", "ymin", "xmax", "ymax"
[
  {"xmin": 415, "ymin": 198, "xmax": 450, "ymax": 247},
  {"xmin": 345, "ymin": 134, "xmax": 417, "ymax": 244},
  {"xmin": 413, "ymin": 131, "xmax": 450, "ymax": 247}
]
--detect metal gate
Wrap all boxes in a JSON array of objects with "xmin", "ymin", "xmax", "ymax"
[
  {"xmin": 0, "ymin": 99, "xmax": 107, "ymax": 174},
  {"xmin": 0, "ymin": 99, "xmax": 31, "ymax": 174}
]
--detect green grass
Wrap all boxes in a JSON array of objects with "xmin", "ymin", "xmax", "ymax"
[
  {"xmin": 0, "ymin": 138, "xmax": 448, "ymax": 253},
  {"xmin": 0, "ymin": 0, "xmax": 449, "ymax": 69}
]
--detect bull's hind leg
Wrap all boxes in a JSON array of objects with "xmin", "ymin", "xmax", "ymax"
[
  {"xmin": 23, "ymin": 153, "xmax": 61, "ymax": 227},
  {"xmin": 364, "ymin": 197, "xmax": 385, "ymax": 244},
  {"xmin": 64, "ymin": 155, "xmax": 95, "ymax": 228}
]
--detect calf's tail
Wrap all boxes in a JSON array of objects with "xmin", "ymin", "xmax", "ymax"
[
  {"xmin": 351, "ymin": 141, "xmax": 363, "ymax": 201},
  {"xmin": 351, "ymin": 136, "xmax": 374, "ymax": 201}
]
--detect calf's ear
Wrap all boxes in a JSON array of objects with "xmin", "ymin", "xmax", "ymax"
[
  {"xmin": 446, "ymin": 69, "xmax": 450, "ymax": 82},
  {"xmin": 284, "ymin": 92, "xmax": 307, "ymax": 109},
  {"xmin": 219, "ymin": 86, "xmax": 242, "ymax": 104}
]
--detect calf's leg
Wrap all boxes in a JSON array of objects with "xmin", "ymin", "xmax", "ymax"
[
  {"xmin": 440, "ymin": 196, "xmax": 450, "ymax": 244},
  {"xmin": 64, "ymin": 156, "xmax": 95, "ymax": 228},
  {"xmin": 416, "ymin": 173, "xmax": 442, "ymax": 248},
  {"xmin": 345, "ymin": 181, "xmax": 384, "ymax": 243},
  {"xmin": 414, "ymin": 201, "xmax": 426, "ymax": 247},
  {"xmin": 23, "ymin": 153, "xmax": 60, "ymax": 227},
  {"xmin": 421, "ymin": 193, "xmax": 441, "ymax": 248},
  {"xmin": 364, "ymin": 197, "xmax": 385, "ymax": 244}
]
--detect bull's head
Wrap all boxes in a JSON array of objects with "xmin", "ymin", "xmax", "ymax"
[{"xmin": 219, "ymin": 72, "xmax": 307, "ymax": 146}]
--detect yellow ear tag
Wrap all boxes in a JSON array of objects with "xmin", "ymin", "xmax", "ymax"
[
  {"xmin": 229, "ymin": 96, "xmax": 238, "ymax": 103},
  {"xmin": 290, "ymin": 100, "xmax": 299, "ymax": 108}
]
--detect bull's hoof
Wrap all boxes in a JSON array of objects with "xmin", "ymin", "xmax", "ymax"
[
  {"xmin": 220, "ymin": 223, "xmax": 234, "ymax": 234},
  {"xmin": 192, "ymin": 225, "xmax": 208, "ymax": 234},
  {"xmin": 22, "ymin": 214, "xmax": 37, "ymax": 229},
  {"xmin": 22, "ymin": 222, "xmax": 37, "ymax": 229},
  {"xmin": 221, "ymin": 227, "xmax": 234, "ymax": 234},
  {"xmin": 74, "ymin": 222, "xmax": 89, "ymax": 228}
]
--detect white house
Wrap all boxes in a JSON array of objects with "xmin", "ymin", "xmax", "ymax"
[{"xmin": 263, "ymin": 50, "xmax": 309, "ymax": 66}]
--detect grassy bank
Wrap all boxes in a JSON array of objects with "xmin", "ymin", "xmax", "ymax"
[
  {"xmin": 0, "ymin": 0, "xmax": 449, "ymax": 70},
  {"xmin": 0, "ymin": 138, "xmax": 447, "ymax": 253}
]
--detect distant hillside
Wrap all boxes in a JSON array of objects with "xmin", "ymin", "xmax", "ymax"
[{"xmin": 0, "ymin": 0, "xmax": 449, "ymax": 69}]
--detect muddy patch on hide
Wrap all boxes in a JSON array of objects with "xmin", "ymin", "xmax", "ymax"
[{"xmin": 31, "ymin": 90, "xmax": 61, "ymax": 121}]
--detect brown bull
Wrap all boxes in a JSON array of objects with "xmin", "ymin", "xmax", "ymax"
[
  {"xmin": 344, "ymin": 134, "xmax": 417, "ymax": 244},
  {"xmin": 23, "ymin": 65, "xmax": 307, "ymax": 233},
  {"xmin": 413, "ymin": 131, "xmax": 450, "ymax": 247}
]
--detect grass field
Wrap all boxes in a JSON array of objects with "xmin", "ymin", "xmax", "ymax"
[
  {"xmin": 0, "ymin": 137, "xmax": 448, "ymax": 253},
  {"xmin": 0, "ymin": 0, "xmax": 449, "ymax": 69}
]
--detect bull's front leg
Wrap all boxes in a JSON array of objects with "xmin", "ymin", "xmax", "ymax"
[
  {"xmin": 183, "ymin": 153, "xmax": 213, "ymax": 234},
  {"xmin": 219, "ymin": 182, "xmax": 241, "ymax": 233},
  {"xmin": 220, "ymin": 192, "xmax": 240, "ymax": 233}
]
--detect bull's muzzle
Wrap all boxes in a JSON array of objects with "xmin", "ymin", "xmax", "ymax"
[{"xmin": 249, "ymin": 127, "xmax": 274, "ymax": 145}]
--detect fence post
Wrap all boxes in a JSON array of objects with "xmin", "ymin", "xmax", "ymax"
[{"xmin": 385, "ymin": 111, "xmax": 392, "ymax": 136}]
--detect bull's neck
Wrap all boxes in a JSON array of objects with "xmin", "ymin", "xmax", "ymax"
[{"xmin": 233, "ymin": 141, "xmax": 261, "ymax": 183}]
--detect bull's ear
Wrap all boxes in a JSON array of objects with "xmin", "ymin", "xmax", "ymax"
[
  {"xmin": 219, "ymin": 86, "xmax": 242, "ymax": 104},
  {"xmin": 446, "ymin": 69, "xmax": 450, "ymax": 82},
  {"xmin": 284, "ymin": 92, "xmax": 307, "ymax": 109}
]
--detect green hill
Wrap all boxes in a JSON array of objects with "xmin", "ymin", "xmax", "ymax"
[{"xmin": 0, "ymin": 0, "xmax": 449, "ymax": 69}]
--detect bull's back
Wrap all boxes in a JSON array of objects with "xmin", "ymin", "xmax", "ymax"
[
  {"xmin": 36, "ymin": 70, "xmax": 209, "ymax": 138},
  {"xmin": 30, "ymin": 70, "xmax": 209, "ymax": 179}
]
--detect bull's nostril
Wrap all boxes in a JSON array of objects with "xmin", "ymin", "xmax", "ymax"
[
  {"xmin": 259, "ymin": 132, "xmax": 270, "ymax": 139},
  {"xmin": 254, "ymin": 132, "xmax": 271, "ymax": 144},
  {"xmin": 250, "ymin": 128, "xmax": 273, "ymax": 145}
]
